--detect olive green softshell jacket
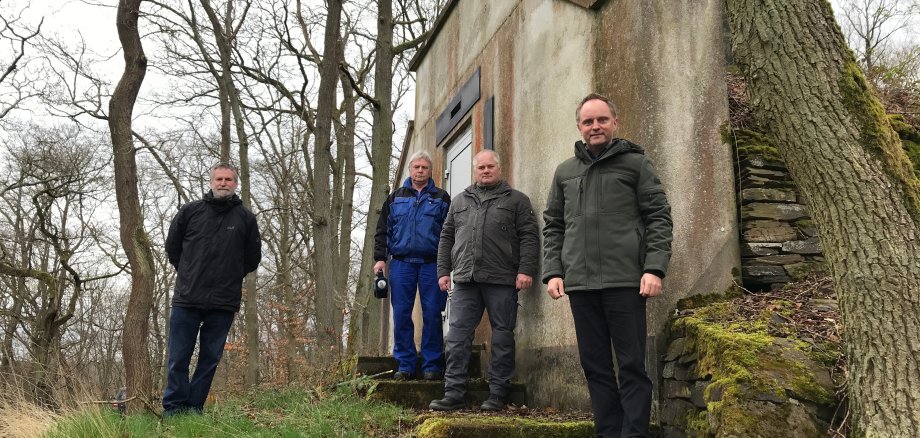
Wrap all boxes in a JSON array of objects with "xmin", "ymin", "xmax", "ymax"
[
  {"xmin": 438, "ymin": 181, "xmax": 540, "ymax": 285},
  {"xmin": 542, "ymin": 139, "xmax": 673, "ymax": 291}
]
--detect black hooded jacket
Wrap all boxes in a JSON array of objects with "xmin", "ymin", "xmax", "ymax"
[{"xmin": 166, "ymin": 191, "xmax": 261, "ymax": 312}]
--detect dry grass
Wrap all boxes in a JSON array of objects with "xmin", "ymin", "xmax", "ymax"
[{"xmin": 0, "ymin": 398, "xmax": 62, "ymax": 438}]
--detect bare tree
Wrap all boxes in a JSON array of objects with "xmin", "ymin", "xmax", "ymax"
[
  {"xmin": 837, "ymin": 0, "xmax": 920, "ymax": 85},
  {"xmin": 0, "ymin": 124, "xmax": 120, "ymax": 407},
  {"xmin": 109, "ymin": 0, "xmax": 158, "ymax": 413},
  {"xmin": 0, "ymin": 7, "xmax": 42, "ymax": 118}
]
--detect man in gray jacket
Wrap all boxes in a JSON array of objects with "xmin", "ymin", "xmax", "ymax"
[
  {"xmin": 543, "ymin": 93, "xmax": 672, "ymax": 437},
  {"xmin": 429, "ymin": 149, "xmax": 539, "ymax": 411}
]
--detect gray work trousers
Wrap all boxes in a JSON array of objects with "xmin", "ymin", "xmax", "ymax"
[{"xmin": 443, "ymin": 281, "xmax": 518, "ymax": 400}]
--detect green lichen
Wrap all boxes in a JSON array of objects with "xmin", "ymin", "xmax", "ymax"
[
  {"xmin": 414, "ymin": 416, "xmax": 595, "ymax": 438},
  {"xmin": 681, "ymin": 410, "xmax": 711, "ymax": 437},
  {"xmin": 904, "ymin": 139, "xmax": 920, "ymax": 178},
  {"xmin": 723, "ymin": 127, "xmax": 783, "ymax": 162},
  {"xmin": 675, "ymin": 287, "xmax": 744, "ymax": 311},
  {"xmin": 889, "ymin": 114, "xmax": 920, "ymax": 143},
  {"xmin": 670, "ymin": 298, "xmax": 835, "ymax": 435},
  {"xmin": 838, "ymin": 61, "xmax": 920, "ymax": 221}
]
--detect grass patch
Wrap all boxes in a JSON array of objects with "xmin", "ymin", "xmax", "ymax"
[{"xmin": 45, "ymin": 387, "xmax": 410, "ymax": 437}]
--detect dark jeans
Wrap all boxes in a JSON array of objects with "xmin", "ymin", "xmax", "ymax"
[
  {"xmin": 389, "ymin": 259, "xmax": 446, "ymax": 374},
  {"xmin": 569, "ymin": 288, "xmax": 651, "ymax": 438},
  {"xmin": 162, "ymin": 306, "xmax": 235, "ymax": 415},
  {"xmin": 444, "ymin": 282, "xmax": 518, "ymax": 400}
]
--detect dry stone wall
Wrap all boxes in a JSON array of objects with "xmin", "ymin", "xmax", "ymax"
[{"xmin": 737, "ymin": 149, "xmax": 826, "ymax": 289}]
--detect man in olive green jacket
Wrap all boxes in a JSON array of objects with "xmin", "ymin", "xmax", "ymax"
[
  {"xmin": 430, "ymin": 150, "xmax": 539, "ymax": 412},
  {"xmin": 543, "ymin": 93, "xmax": 672, "ymax": 437}
]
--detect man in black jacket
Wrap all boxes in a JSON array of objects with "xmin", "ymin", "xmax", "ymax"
[
  {"xmin": 162, "ymin": 163, "xmax": 261, "ymax": 416},
  {"xmin": 429, "ymin": 150, "xmax": 539, "ymax": 411},
  {"xmin": 543, "ymin": 94, "xmax": 672, "ymax": 437}
]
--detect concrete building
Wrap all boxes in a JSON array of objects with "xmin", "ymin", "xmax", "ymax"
[{"xmin": 392, "ymin": 0, "xmax": 739, "ymax": 411}]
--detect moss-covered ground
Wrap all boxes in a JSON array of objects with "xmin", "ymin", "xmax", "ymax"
[{"xmin": 670, "ymin": 276, "xmax": 842, "ymax": 436}]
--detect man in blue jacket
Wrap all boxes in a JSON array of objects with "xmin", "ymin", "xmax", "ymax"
[
  {"xmin": 163, "ymin": 163, "xmax": 261, "ymax": 416},
  {"xmin": 374, "ymin": 151, "xmax": 451, "ymax": 380}
]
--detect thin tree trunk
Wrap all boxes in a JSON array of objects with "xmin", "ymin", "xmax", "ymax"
[
  {"xmin": 110, "ymin": 0, "xmax": 156, "ymax": 413},
  {"xmin": 349, "ymin": 0, "xmax": 394, "ymax": 356},
  {"xmin": 726, "ymin": 1, "xmax": 920, "ymax": 435},
  {"xmin": 307, "ymin": 0, "xmax": 344, "ymax": 365},
  {"xmin": 335, "ymin": 47, "xmax": 356, "ymax": 321}
]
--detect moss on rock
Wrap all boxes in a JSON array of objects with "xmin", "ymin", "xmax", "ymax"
[
  {"xmin": 724, "ymin": 127, "xmax": 784, "ymax": 162},
  {"xmin": 414, "ymin": 416, "xmax": 595, "ymax": 438},
  {"xmin": 669, "ymin": 297, "xmax": 835, "ymax": 436}
]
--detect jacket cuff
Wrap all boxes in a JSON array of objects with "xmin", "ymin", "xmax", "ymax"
[{"xmin": 643, "ymin": 269, "xmax": 665, "ymax": 279}]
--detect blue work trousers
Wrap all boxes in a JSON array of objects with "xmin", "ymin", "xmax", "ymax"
[
  {"xmin": 162, "ymin": 306, "xmax": 235, "ymax": 415},
  {"xmin": 389, "ymin": 259, "xmax": 446, "ymax": 374}
]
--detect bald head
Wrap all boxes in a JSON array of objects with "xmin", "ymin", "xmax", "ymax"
[{"xmin": 473, "ymin": 150, "xmax": 502, "ymax": 186}]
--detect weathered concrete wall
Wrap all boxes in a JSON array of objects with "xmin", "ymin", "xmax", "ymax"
[
  {"xmin": 594, "ymin": 0, "xmax": 739, "ymax": 413},
  {"xmin": 509, "ymin": 0, "xmax": 597, "ymax": 411},
  {"xmin": 407, "ymin": 0, "xmax": 738, "ymax": 411}
]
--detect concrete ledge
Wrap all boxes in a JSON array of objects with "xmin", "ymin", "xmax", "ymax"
[
  {"xmin": 415, "ymin": 416, "xmax": 595, "ymax": 438},
  {"xmin": 368, "ymin": 379, "xmax": 526, "ymax": 409}
]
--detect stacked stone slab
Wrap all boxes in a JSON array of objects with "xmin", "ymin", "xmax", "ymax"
[{"xmin": 737, "ymin": 150, "xmax": 825, "ymax": 289}]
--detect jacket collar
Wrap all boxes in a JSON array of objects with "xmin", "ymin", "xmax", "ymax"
[
  {"xmin": 402, "ymin": 177, "xmax": 435, "ymax": 193},
  {"xmin": 465, "ymin": 180, "xmax": 512, "ymax": 202},
  {"xmin": 574, "ymin": 138, "xmax": 644, "ymax": 163}
]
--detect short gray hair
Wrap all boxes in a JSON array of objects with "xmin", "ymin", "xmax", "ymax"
[
  {"xmin": 473, "ymin": 149, "xmax": 501, "ymax": 167},
  {"xmin": 408, "ymin": 151, "xmax": 433, "ymax": 167},
  {"xmin": 210, "ymin": 162, "xmax": 239, "ymax": 182}
]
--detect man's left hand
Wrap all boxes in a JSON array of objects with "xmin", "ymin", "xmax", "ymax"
[
  {"xmin": 639, "ymin": 273, "xmax": 662, "ymax": 297},
  {"xmin": 515, "ymin": 274, "xmax": 533, "ymax": 290}
]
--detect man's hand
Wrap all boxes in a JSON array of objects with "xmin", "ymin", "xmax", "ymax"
[
  {"xmin": 515, "ymin": 274, "xmax": 533, "ymax": 290},
  {"xmin": 639, "ymin": 273, "xmax": 662, "ymax": 297},
  {"xmin": 438, "ymin": 276, "xmax": 452, "ymax": 292},
  {"xmin": 373, "ymin": 261, "xmax": 386, "ymax": 275},
  {"xmin": 547, "ymin": 277, "xmax": 566, "ymax": 300}
]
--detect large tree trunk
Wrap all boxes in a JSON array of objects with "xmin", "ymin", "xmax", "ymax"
[
  {"xmin": 348, "ymin": 0, "xmax": 394, "ymax": 356},
  {"xmin": 726, "ymin": 1, "xmax": 920, "ymax": 435},
  {"xmin": 308, "ymin": 0, "xmax": 344, "ymax": 365},
  {"xmin": 110, "ymin": 0, "xmax": 156, "ymax": 413}
]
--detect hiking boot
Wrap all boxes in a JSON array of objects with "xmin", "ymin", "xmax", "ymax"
[
  {"xmin": 429, "ymin": 397, "xmax": 464, "ymax": 411},
  {"xmin": 392, "ymin": 371, "xmax": 413, "ymax": 381},
  {"xmin": 479, "ymin": 396, "xmax": 506, "ymax": 411},
  {"xmin": 422, "ymin": 371, "xmax": 443, "ymax": 381}
]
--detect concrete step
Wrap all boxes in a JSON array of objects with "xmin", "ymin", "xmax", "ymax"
[
  {"xmin": 414, "ymin": 415, "xmax": 595, "ymax": 438},
  {"xmin": 356, "ymin": 346, "xmax": 483, "ymax": 379},
  {"xmin": 367, "ymin": 378, "xmax": 527, "ymax": 410}
]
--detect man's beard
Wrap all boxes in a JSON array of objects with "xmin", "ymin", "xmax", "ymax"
[{"xmin": 212, "ymin": 189, "xmax": 235, "ymax": 199}]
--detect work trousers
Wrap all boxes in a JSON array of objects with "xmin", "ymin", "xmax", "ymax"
[
  {"xmin": 444, "ymin": 282, "xmax": 518, "ymax": 400},
  {"xmin": 389, "ymin": 259, "xmax": 446, "ymax": 374},
  {"xmin": 568, "ymin": 288, "xmax": 651, "ymax": 438},
  {"xmin": 162, "ymin": 306, "xmax": 235, "ymax": 415}
]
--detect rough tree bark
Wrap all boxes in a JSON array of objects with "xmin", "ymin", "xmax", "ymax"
[
  {"xmin": 109, "ymin": 0, "xmax": 157, "ymax": 413},
  {"xmin": 348, "ymin": 0, "xmax": 393, "ymax": 357},
  {"xmin": 726, "ymin": 1, "xmax": 920, "ymax": 435},
  {"xmin": 308, "ymin": 0, "xmax": 344, "ymax": 363}
]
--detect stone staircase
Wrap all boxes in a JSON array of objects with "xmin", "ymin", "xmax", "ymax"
[{"xmin": 355, "ymin": 345, "xmax": 527, "ymax": 409}]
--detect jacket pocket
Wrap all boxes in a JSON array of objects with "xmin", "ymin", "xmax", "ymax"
[
  {"xmin": 597, "ymin": 169, "xmax": 637, "ymax": 214},
  {"xmin": 560, "ymin": 176, "xmax": 583, "ymax": 219}
]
